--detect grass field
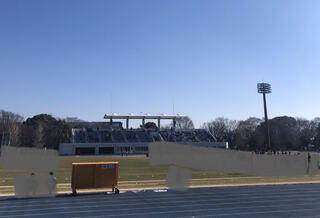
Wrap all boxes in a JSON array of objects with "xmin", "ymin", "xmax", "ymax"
[{"xmin": 0, "ymin": 155, "xmax": 319, "ymax": 195}]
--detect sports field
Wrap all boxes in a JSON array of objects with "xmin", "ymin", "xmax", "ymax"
[{"xmin": 0, "ymin": 155, "xmax": 319, "ymax": 195}]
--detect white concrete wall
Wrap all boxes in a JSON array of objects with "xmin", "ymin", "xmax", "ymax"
[
  {"xmin": 58, "ymin": 142, "xmax": 226, "ymax": 155},
  {"xmin": 59, "ymin": 143, "xmax": 149, "ymax": 155}
]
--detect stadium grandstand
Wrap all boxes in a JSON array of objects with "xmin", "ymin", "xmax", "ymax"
[{"xmin": 59, "ymin": 114, "xmax": 228, "ymax": 155}]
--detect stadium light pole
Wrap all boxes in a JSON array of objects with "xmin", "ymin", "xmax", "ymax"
[{"xmin": 257, "ymin": 83, "xmax": 272, "ymax": 151}]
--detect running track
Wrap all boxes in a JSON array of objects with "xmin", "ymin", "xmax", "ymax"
[{"xmin": 0, "ymin": 183, "xmax": 320, "ymax": 217}]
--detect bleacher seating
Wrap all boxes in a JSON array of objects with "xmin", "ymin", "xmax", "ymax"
[
  {"xmin": 72, "ymin": 128, "xmax": 216, "ymax": 144},
  {"xmin": 152, "ymin": 134, "xmax": 162, "ymax": 141},
  {"xmin": 112, "ymin": 130, "xmax": 125, "ymax": 142},
  {"xmin": 73, "ymin": 130, "xmax": 86, "ymax": 143},
  {"xmin": 195, "ymin": 129, "xmax": 215, "ymax": 142},
  {"xmin": 136, "ymin": 131, "xmax": 152, "ymax": 142},
  {"xmin": 86, "ymin": 128, "xmax": 99, "ymax": 143},
  {"xmin": 159, "ymin": 131, "xmax": 169, "ymax": 141},
  {"xmin": 123, "ymin": 131, "xmax": 139, "ymax": 142},
  {"xmin": 100, "ymin": 130, "xmax": 112, "ymax": 142}
]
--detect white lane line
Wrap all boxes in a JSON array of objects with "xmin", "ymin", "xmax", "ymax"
[
  {"xmin": 0, "ymin": 189, "xmax": 320, "ymax": 210},
  {"xmin": 195, "ymin": 208, "xmax": 320, "ymax": 217},
  {"xmin": 1, "ymin": 191, "xmax": 320, "ymax": 212},
  {"xmin": 289, "ymin": 215, "xmax": 320, "ymax": 218},
  {"xmin": 1, "ymin": 183, "xmax": 318, "ymax": 202},
  {"xmin": 177, "ymin": 210, "xmax": 320, "ymax": 218},
  {"xmin": 1, "ymin": 188, "xmax": 320, "ymax": 209},
  {"xmin": 0, "ymin": 198, "xmax": 319, "ymax": 217},
  {"xmin": 79, "ymin": 209, "xmax": 320, "ymax": 218},
  {"xmin": 0, "ymin": 183, "xmax": 318, "ymax": 201},
  {"xmin": 1, "ymin": 186, "xmax": 319, "ymax": 207},
  {"xmin": 71, "ymin": 202, "xmax": 320, "ymax": 218},
  {"xmin": 2, "ymin": 193, "xmax": 319, "ymax": 214},
  {"xmin": 4, "ymin": 183, "xmax": 316, "ymax": 199}
]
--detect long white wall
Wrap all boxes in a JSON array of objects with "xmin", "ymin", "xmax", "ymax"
[{"xmin": 59, "ymin": 142, "xmax": 227, "ymax": 155}]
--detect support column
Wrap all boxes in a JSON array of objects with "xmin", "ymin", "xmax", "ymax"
[
  {"xmin": 126, "ymin": 117, "xmax": 129, "ymax": 130},
  {"xmin": 173, "ymin": 118, "xmax": 176, "ymax": 129},
  {"xmin": 142, "ymin": 118, "xmax": 145, "ymax": 128},
  {"xmin": 158, "ymin": 118, "xmax": 161, "ymax": 130},
  {"xmin": 263, "ymin": 93, "xmax": 271, "ymax": 151},
  {"xmin": 95, "ymin": 145, "xmax": 99, "ymax": 155}
]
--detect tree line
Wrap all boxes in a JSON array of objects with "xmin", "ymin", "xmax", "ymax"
[
  {"xmin": 1, "ymin": 109, "xmax": 320, "ymax": 151},
  {"xmin": 202, "ymin": 116, "xmax": 320, "ymax": 151},
  {"xmin": 0, "ymin": 110, "xmax": 70, "ymax": 150}
]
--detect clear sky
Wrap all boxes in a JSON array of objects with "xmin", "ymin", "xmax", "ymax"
[{"xmin": 1, "ymin": 0, "xmax": 320, "ymax": 127}]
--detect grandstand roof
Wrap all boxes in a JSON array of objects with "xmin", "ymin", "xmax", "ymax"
[{"xmin": 104, "ymin": 114, "xmax": 186, "ymax": 120}]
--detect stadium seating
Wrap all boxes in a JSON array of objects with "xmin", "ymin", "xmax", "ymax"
[
  {"xmin": 71, "ymin": 128, "xmax": 216, "ymax": 144},
  {"xmin": 112, "ymin": 130, "xmax": 125, "ymax": 142},
  {"xmin": 99, "ymin": 130, "xmax": 112, "ymax": 142},
  {"xmin": 86, "ymin": 128, "xmax": 99, "ymax": 143},
  {"xmin": 123, "ymin": 131, "xmax": 139, "ymax": 142}
]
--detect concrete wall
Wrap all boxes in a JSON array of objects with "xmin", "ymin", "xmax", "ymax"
[
  {"xmin": 59, "ymin": 141, "xmax": 227, "ymax": 156},
  {"xmin": 59, "ymin": 142, "xmax": 149, "ymax": 155}
]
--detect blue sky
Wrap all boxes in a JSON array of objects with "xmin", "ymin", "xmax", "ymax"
[{"xmin": 1, "ymin": 0, "xmax": 320, "ymax": 127}]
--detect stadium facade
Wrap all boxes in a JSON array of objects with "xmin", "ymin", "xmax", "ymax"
[{"xmin": 59, "ymin": 114, "xmax": 228, "ymax": 155}]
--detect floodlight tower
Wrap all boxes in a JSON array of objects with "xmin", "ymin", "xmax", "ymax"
[{"xmin": 257, "ymin": 83, "xmax": 272, "ymax": 151}]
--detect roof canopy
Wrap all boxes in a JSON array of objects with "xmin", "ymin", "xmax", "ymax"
[{"xmin": 104, "ymin": 114, "xmax": 186, "ymax": 120}]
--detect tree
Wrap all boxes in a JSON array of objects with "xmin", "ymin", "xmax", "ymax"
[
  {"xmin": 201, "ymin": 117, "xmax": 238, "ymax": 148},
  {"xmin": 34, "ymin": 122, "xmax": 45, "ymax": 148},
  {"xmin": 295, "ymin": 118, "xmax": 316, "ymax": 149},
  {"xmin": 160, "ymin": 124, "xmax": 171, "ymax": 130},
  {"xmin": 162, "ymin": 117, "xmax": 195, "ymax": 130},
  {"xmin": 175, "ymin": 117, "xmax": 194, "ymax": 130},
  {"xmin": 233, "ymin": 117, "xmax": 262, "ymax": 150},
  {"xmin": 141, "ymin": 122, "xmax": 157, "ymax": 129},
  {"xmin": 272, "ymin": 116, "xmax": 299, "ymax": 150},
  {"xmin": 253, "ymin": 116, "xmax": 299, "ymax": 151},
  {"xmin": 312, "ymin": 123, "xmax": 320, "ymax": 150},
  {"xmin": 251, "ymin": 125, "xmax": 266, "ymax": 151},
  {"xmin": 0, "ymin": 110, "xmax": 23, "ymax": 146},
  {"xmin": 24, "ymin": 114, "xmax": 71, "ymax": 149},
  {"xmin": 19, "ymin": 125, "xmax": 34, "ymax": 147}
]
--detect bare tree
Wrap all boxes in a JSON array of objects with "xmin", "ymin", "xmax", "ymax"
[
  {"xmin": 34, "ymin": 122, "xmax": 45, "ymax": 148},
  {"xmin": 175, "ymin": 117, "xmax": 194, "ymax": 130},
  {"xmin": 160, "ymin": 124, "xmax": 171, "ymax": 130},
  {"xmin": 0, "ymin": 110, "xmax": 23, "ymax": 146},
  {"xmin": 162, "ymin": 117, "xmax": 195, "ymax": 130},
  {"xmin": 201, "ymin": 117, "xmax": 238, "ymax": 145},
  {"xmin": 9, "ymin": 122, "xmax": 21, "ymax": 146}
]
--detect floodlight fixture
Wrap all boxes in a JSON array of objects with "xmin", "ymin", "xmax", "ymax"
[
  {"xmin": 257, "ymin": 83, "xmax": 272, "ymax": 94},
  {"xmin": 257, "ymin": 82, "xmax": 272, "ymax": 151}
]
